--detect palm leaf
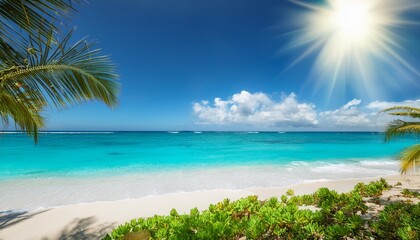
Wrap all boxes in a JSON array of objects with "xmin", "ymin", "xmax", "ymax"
[
  {"xmin": 0, "ymin": 0, "xmax": 80, "ymax": 39},
  {"xmin": 383, "ymin": 106, "xmax": 420, "ymax": 142},
  {"xmin": 384, "ymin": 105, "xmax": 420, "ymax": 174},
  {"xmin": 382, "ymin": 106, "xmax": 420, "ymax": 119},
  {"xmin": 1, "ymin": 30, "xmax": 119, "ymax": 110},
  {"xmin": 399, "ymin": 144, "xmax": 420, "ymax": 174},
  {"xmin": 0, "ymin": 0, "xmax": 119, "ymax": 143},
  {"xmin": 384, "ymin": 120, "xmax": 420, "ymax": 142},
  {"xmin": 0, "ymin": 29, "xmax": 119, "ymax": 142},
  {"xmin": 0, "ymin": 91, "xmax": 45, "ymax": 143}
]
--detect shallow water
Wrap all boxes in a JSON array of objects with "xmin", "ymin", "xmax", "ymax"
[{"xmin": 0, "ymin": 131, "xmax": 416, "ymax": 210}]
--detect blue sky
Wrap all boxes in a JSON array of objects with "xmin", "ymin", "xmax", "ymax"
[{"xmin": 44, "ymin": 0, "xmax": 420, "ymax": 131}]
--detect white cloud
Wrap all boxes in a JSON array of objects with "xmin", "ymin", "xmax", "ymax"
[
  {"xmin": 315, "ymin": 98, "xmax": 420, "ymax": 129},
  {"xmin": 342, "ymin": 99, "xmax": 362, "ymax": 110},
  {"xmin": 319, "ymin": 99, "xmax": 372, "ymax": 127},
  {"xmin": 193, "ymin": 91, "xmax": 318, "ymax": 127},
  {"xmin": 366, "ymin": 99, "xmax": 420, "ymax": 111},
  {"xmin": 193, "ymin": 90, "xmax": 420, "ymax": 130}
]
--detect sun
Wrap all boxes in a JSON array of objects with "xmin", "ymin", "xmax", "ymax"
[
  {"xmin": 330, "ymin": 0, "xmax": 374, "ymax": 44},
  {"xmin": 316, "ymin": 0, "xmax": 379, "ymax": 49},
  {"xmin": 284, "ymin": 0, "xmax": 420, "ymax": 99}
]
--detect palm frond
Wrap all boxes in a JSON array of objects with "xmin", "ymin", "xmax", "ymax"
[
  {"xmin": 0, "ymin": 1, "xmax": 118, "ymax": 143},
  {"xmin": 384, "ymin": 120, "xmax": 420, "ymax": 142},
  {"xmin": 0, "ymin": 91, "xmax": 45, "ymax": 143},
  {"xmin": 0, "ymin": 0, "xmax": 81, "ymax": 38},
  {"xmin": 382, "ymin": 106, "xmax": 420, "ymax": 119},
  {"xmin": 0, "ymin": 25, "xmax": 29, "ymax": 66},
  {"xmin": 0, "ymin": 30, "xmax": 120, "ymax": 110},
  {"xmin": 399, "ymin": 144, "xmax": 420, "ymax": 174},
  {"xmin": 386, "ymin": 112, "xmax": 420, "ymax": 118}
]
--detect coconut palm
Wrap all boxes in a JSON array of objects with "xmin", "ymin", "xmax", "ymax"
[
  {"xmin": 0, "ymin": 0, "xmax": 119, "ymax": 142},
  {"xmin": 383, "ymin": 106, "xmax": 420, "ymax": 174}
]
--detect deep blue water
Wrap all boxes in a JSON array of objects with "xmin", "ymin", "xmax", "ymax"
[{"xmin": 0, "ymin": 131, "xmax": 416, "ymax": 180}]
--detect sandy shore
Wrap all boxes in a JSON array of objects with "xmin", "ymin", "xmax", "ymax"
[{"xmin": 1, "ymin": 174, "xmax": 418, "ymax": 240}]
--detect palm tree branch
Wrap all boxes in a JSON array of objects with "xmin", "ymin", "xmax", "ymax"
[
  {"xmin": 382, "ymin": 106, "xmax": 420, "ymax": 119},
  {"xmin": 386, "ymin": 112, "xmax": 420, "ymax": 118},
  {"xmin": 1, "ymin": 29, "xmax": 119, "ymax": 109},
  {"xmin": 383, "ymin": 106, "xmax": 420, "ymax": 173},
  {"xmin": 0, "ymin": 0, "xmax": 81, "ymax": 38},
  {"xmin": 384, "ymin": 120, "xmax": 420, "ymax": 142},
  {"xmin": 0, "ymin": 91, "xmax": 45, "ymax": 143},
  {"xmin": 0, "ymin": 2, "xmax": 119, "ymax": 143},
  {"xmin": 0, "ymin": 63, "xmax": 119, "ymax": 108},
  {"xmin": 399, "ymin": 144, "xmax": 420, "ymax": 174}
]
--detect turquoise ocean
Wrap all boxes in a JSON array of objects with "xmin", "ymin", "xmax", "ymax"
[{"xmin": 0, "ymin": 131, "xmax": 417, "ymax": 211}]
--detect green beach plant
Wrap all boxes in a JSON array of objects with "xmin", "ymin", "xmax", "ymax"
[
  {"xmin": 286, "ymin": 189, "xmax": 294, "ymax": 196},
  {"xmin": 383, "ymin": 106, "xmax": 420, "ymax": 174},
  {"xmin": 0, "ymin": 0, "xmax": 119, "ymax": 142},
  {"xmin": 372, "ymin": 202, "xmax": 420, "ymax": 239},
  {"xmin": 402, "ymin": 189, "xmax": 420, "ymax": 199},
  {"xmin": 105, "ymin": 179, "xmax": 405, "ymax": 240}
]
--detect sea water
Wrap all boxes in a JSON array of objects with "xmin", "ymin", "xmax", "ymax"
[{"xmin": 0, "ymin": 131, "xmax": 417, "ymax": 210}]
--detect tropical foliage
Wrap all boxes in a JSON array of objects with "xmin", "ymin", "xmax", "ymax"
[
  {"xmin": 402, "ymin": 189, "xmax": 420, "ymax": 199},
  {"xmin": 383, "ymin": 106, "xmax": 420, "ymax": 173},
  {"xmin": 372, "ymin": 202, "xmax": 420, "ymax": 239},
  {"xmin": 0, "ymin": 0, "xmax": 119, "ymax": 142},
  {"xmin": 104, "ymin": 179, "xmax": 420, "ymax": 240}
]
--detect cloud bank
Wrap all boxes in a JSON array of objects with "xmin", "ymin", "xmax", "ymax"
[{"xmin": 193, "ymin": 91, "xmax": 420, "ymax": 130}]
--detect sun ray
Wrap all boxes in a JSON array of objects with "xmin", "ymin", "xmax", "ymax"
[{"xmin": 284, "ymin": 0, "xmax": 420, "ymax": 99}]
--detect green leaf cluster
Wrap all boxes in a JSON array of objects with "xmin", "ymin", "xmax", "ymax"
[
  {"xmin": 383, "ymin": 106, "xmax": 420, "ymax": 174},
  {"xmin": 0, "ymin": 0, "xmax": 119, "ymax": 142},
  {"xmin": 372, "ymin": 202, "xmax": 420, "ymax": 240},
  {"xmin": 402, "ymin": 189, "xmax": 420, "ymax": 199},
  {"xmin": 105, "ymin": 179, "xmax": 414, "ymax": 240},
  {"xmin": 352, "ymin": 177, "xmax": 391, "ymax": 197}
]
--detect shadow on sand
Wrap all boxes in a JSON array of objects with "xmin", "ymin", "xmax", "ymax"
[
  {"xmin": 0, "ymin": 210, "xmax": 49, "ymax": 229},
  {"xmin": 1, "ymin": 211, "xmax": 115, "ymax": 240},
  {"xmin": 50, "ymin": 217, "xmax": 115, "ymax": 240}
]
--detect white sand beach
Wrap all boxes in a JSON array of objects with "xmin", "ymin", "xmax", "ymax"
[{"xmin": 1, "ymin": 174, "xmax": 419, "ymax": 240}]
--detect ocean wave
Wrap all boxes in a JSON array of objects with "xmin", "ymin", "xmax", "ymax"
[
  {"xmin": 289, "ymin": 161, "xmax": 311, "ymax": 166},
  {"xmin": 302, "ymin": 178, "xmax": 329, "ymax": 183},
  {"xmin": 0, "ymin": 159, "xmax": 400, "ymax": 211},
  {"xmin": 288, "ymin": 159, "xmax": 399, "ymax": 176},
  {"xmin": 359, "ymin": 160, "xmax": 398, "ymax": 166},
  {"xmin": 194, "ymin": 131, "xmax": 202, "ymax": 134},
  {"xmin": 311, "ymin": 164, "xmax": 357, "ymax": 173},
  {"xmin": 168, "ymin": 131, "xmax": 179, "ymax": 134}
]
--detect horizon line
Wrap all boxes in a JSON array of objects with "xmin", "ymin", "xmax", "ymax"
[{"xmin": 0, "ymin": 130, "xmax": 383, "ymax": 133}]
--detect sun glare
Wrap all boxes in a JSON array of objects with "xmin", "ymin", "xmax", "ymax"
[
  {"xmin": 331, "ymin": 0, "xmax": 373, "ymax": 44},
  {"xmin": 286, "ymin": 0, "xmax": 420, "ymax": 99}
]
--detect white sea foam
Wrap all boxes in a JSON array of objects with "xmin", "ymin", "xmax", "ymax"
[
  {"xmin": 0, "ymin": 158, "xmax": 400, "ymax": 211},
  {"xmin": 194, "ymin": 131, "xmax": 202, "ymax": 134},
  {"xmin": 168, "ymin": 131, "xmax": 179, "ymax": 134},
  {"xmin": 359, "ymin": 160, "xmax": 398, "ymax": 166}
]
